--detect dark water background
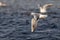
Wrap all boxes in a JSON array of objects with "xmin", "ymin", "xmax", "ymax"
[{"xmin": 0, "ymin": 0, "xmax": 60, "ymax": 40}]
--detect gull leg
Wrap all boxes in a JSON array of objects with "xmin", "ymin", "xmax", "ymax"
[{"xmin": 31, "ymin": 18, "xmax": 37, "ymax": 32}]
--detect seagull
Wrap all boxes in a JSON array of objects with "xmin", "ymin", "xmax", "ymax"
[
  {"xmin": 38, "ymin": 3, "xmax": 53, "ymax": 13},
  {"xmin": 0, "ymin": 2, "xmax": 7, "ymax": 7},
  {"xmin": 31, "ymin": 12, "xmax": 39, "ymax": 32},
  {"xmin": 31, "ymin": 3, "xmax": 53, "ymax": 32}
]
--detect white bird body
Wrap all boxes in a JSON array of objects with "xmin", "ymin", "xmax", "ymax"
[{"xmin": 40, "ymin": 7, "xmax": 47, "ymax": 13}]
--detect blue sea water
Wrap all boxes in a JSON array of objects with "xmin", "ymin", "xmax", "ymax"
[{"xmin": 0, "ymin": 0, "xmax": 60, "ymax": 40}]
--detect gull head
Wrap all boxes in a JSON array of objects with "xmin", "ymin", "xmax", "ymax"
[
  {"xmin": 31, "ymin": 12, "xmax": 36, "ymax": 15},
  {"xmin": 31, "ymin": 12, "xmax": 39, "ymax": 20}
]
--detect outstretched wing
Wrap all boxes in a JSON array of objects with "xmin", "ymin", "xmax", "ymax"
[
  {"xmin": 31, "ymin": 18, "xmax": 38, "ymax": 32},
  {"xmin": 39, "ymin": 14, "xmax": 48, "ymax": 19},
  {"xmin": 43, "ymin": 4, "xmax": 53, "ymax": 9}
]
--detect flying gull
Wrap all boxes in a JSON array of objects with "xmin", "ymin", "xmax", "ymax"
[{"xmin": 31, "ymin": 3, "xmax": 53, "ymax": 32}]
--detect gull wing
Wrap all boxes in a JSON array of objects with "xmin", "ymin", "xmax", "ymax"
[
  {"xmin": 31, "ymin": 18, "xmax": 38, "ymax": 32},
  {"xmin": 43, "ymin": 4, "xmax": 53, "ymax": 9},
  {"xmin": 39, "ymin": 14, "xmax": 48, "ymax": 19}
]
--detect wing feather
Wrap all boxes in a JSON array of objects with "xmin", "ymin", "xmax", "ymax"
[
  {"xmin": 31, "ymin": 18, "xmax": 38, "ymax": 32},
  {"xmin": 43, "ymin": 4, "xmax": 53, "ymax": 9}
]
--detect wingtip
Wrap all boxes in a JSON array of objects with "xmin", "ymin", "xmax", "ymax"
[{"xmin": 43, "ymin": 3, "xmax": 53, "ymax": 8}]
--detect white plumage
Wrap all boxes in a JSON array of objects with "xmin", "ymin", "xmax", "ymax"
[
  {"xmin": 39, "ymin": 14, "xmax": 48, "ymax": 19},
  {"xmin": 38, "ymin": 4, "xmax": 53, "ymax": 13},
  {"xmin": 0, "ymin": 2, "xmax": 7, "ymax": 7}
]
